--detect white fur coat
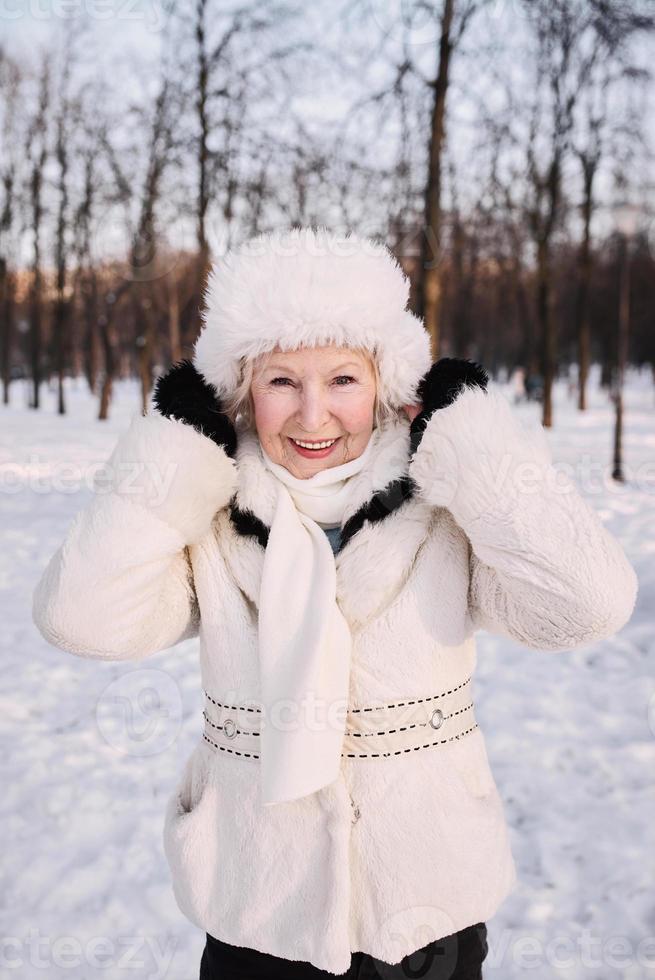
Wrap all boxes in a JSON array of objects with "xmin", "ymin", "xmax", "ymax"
[{"xmin": 32, "ymin": 385, "xmax": 638, "ymax": 974}]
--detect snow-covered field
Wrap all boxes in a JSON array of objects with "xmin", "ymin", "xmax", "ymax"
[{"xmin": 1, "ymin": 369, "xmax": 654, "ymax": 980}]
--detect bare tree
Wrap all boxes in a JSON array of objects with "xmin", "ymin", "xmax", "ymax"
[
  {"xmin": 24, "ymin": 54, "xmax": 51, "ymax": 411},
  {"xmin": 131, "ymin": 75, "xmax": 178, "ymax": 413},
  {"xmin": 573, "ymin": 46, "xmax": 652, "ymax": 410},
  {"xmin": 70, "ymin": 85, "xmax": 121, "ymax": 399},
  {"xmin": 182, "ymin": 0, "xmax": 308, "ymax": 333},
  {"xmin": 98, "ymin": 43, "xmax": 180, "ymax": 416},
  {"xmin": 52, "ymin": 31, "xmax": 80, "ymax": 415},
  {"xmin": 522, "ymin": 3, "xmax": 590, "ymax": 427},
  {"xmin": 336, "ymin": 0, "xmax": 483, "ymax": 356},
  {"xmin": 573, "ymin": 65, "xmax": 609, "ymax": 413},
  {"xmin": 71, "ymin": 120, "xmax": 101, "ymax": 393},
  {"xmin": 522, "ymin": 0, "xmax": 653, "ymax": 426},
  {"xmin": 0, "ymin": 50, "xmax": 22, "ymax": 406},
  {"xmin": 419, "ymin": 0, "xmax": 456, "ymax": 359}
]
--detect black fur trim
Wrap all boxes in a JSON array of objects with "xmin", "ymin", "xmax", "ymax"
[
  {"xmin": 332, "ymin": 476, "xmax": 416, "ymax": 551},
  {"xmin": 228, "ymin": 478, "xmax": 415, "ymax": 554},
  {"xmin": 152, "ymin": 358, "xmax": 238, "ymax": 459},
  {"xmin": 410, "ymin": 357, "xmax": 488, "ymax": 455},
  {"xmin": 229, "ymin": 504, "xmax": 270, "ymax": 549}
]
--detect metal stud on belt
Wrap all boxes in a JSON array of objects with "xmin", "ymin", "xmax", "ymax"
[
  {"xmin": 429, "ymin": 708, "xmax": 444, "ymax": 730},
  {"xmin": 223, "ymin": 718, "xmax": 237, "ymax": 740}
]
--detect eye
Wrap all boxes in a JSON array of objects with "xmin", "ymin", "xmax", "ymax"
[{"xmin": 269, "ymin": 374, "xmax": 357, "ymax": 388}]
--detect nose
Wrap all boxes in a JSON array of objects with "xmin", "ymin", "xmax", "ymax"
[{"xmin": 297, "ymin": 384, "xmax": 332, "ymax": 432}]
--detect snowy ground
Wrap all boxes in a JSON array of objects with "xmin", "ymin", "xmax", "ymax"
[{"xmin": 1, "ymin": 368, "xmax": 654, "ymax": 980}]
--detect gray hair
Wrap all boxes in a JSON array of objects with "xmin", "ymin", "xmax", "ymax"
[{"xmin": 220, "ymin": 347, "xmax": 399, "ymax": 430}]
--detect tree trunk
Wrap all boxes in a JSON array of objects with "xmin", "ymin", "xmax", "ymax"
[
  {"xmin": 515, "ymin": 271, "xmax": 536, "ymax": 374},
  {"xmin": 576, "ymin": 161, "xmax": 595, "ymax": 411},
  {"xmin": 537, "ymin": 239, "xmax": 555, "ymax": 428},
  {"xmin": 168, "ymin": 277, "xmax": 182, "ymax": 364},
  {"xmin": 137, "ymin": 300, "xmax": 156, "ymax": 415},
  {"xmin": 0, "ymin": 260, "xmax": 15, "ymax": 406},
  {"xmin": 98, "ymin": 372, "xmax": 113, "ymax": 421},
  {"xmin": 420, "ymin": 0, "xmax": 454, "ymax": 360},
  {"xmin": 82, "ymin": 272, "xmax": 100, "ymax": 394},
  {"xmin": 97, "ymin": 288, "xmax": 124, "ymax": 421},
  {"xmin": 98, "ymin": 316, "xmax": 116, "ymax": 422},
  {"xmin": 612, "ymin": 235, "xmax": 630, "ymax": 482},
  {"xmin": 29, "ymin": 266, "xmax": 42, "ymax": 410},
  {"xmin": 52, "ymin": 296, "xmax": 68, "ymax": 415},
  {"xmin": 577, "ymin": 304, "xmax": 590, "ymax": 410}
]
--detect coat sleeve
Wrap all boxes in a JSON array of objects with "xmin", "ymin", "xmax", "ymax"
[
  {"xmin": 408, "ymin": 385, "xmax": 638, "ymax": 651},
  {"xmin": 32, "ymin": 410, "xmax": 239, "ymax": 661}
]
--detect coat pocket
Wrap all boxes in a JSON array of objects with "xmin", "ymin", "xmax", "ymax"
[
  {"xmin": 178, "ymin": 744, "xmax": 212, "ymax": 816},
  {"xmin": 162, "ymin": 742, "xmax": 221, "ymax": 926}
]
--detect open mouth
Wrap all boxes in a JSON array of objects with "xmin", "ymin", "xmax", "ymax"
[{"xmin": 288, "ymin": 436, "xmax": 342, "ymax": 457}]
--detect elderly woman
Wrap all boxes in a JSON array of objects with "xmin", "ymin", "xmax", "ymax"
[{"xmin": 33, "ymin": 227, "xmax": 638, "ymax": 980}]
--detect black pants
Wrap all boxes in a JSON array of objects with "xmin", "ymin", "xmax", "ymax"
[{"xmin": 199, "ymin": 922, "xmax": 488, "ymax": 979}]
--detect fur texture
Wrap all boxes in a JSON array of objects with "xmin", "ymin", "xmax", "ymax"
[
  {"xmin": 193, "ymin": 227, "xmax": 433, "ymax": 409},
  {"xmin": 32, "ymin": 389, "xmax": 638, "ymax": 973},
  {"xmin": 410, "ymin": 357, "xmax": 489, "ymax": 454},
  {"xmin": 152, "ymin": 358, "xmax": 238, "ymax": 458},
  {"xmin": 32, "ymin": 411, "xmax": 237, "ymax": 660},
  {"xmin": 408, "ymin": 384, "xmax": 639, "ymax": 647}
]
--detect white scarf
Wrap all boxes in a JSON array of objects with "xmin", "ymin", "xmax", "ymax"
[{"xmin": 258, "ymin": 435, "xmax": 376, "ymax": 806}]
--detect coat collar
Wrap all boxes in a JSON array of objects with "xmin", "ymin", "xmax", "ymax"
[
  {"xmin": 216, "ymin": 415, "xmax": 434, "ymax": 629},
  {"xmin": 228, "ymin": 415, "xmax": 415, "ymax": 551}
]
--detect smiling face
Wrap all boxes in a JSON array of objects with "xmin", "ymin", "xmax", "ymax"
[{"xmin": 250, "ymin": 345, "xmax": 377, "ymax": 478}]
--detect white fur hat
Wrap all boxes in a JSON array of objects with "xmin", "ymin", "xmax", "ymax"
[{"xmin": 193, "ymin": 226, "xmax": 432, "ymax": 408}]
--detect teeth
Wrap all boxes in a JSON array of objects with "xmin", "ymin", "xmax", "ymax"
[{"xmin": 292, "ymin": 438, "xmax": 338, "ymax": 450}]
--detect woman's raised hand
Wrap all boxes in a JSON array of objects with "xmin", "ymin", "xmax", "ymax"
[
  {"xmin": 408, "ymin": 358, "xmax": 488, "ymax": 452},
  {"xmin": 152, "ymin": 359, "xmax": 238, "ymax": 458}
]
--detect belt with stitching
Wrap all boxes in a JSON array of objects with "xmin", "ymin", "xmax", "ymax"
[{"xmin": 201, "ymin": 675, "xmax": 478, "ymax": 761}]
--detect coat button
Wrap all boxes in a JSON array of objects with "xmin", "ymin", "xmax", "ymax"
[
  {"xmin": 223, "ymin": 718, "xmax": 237, "ymax": 739},
  {"xmin": 429, "ymin": 708, "xmax": 444, "ymax": 730}
]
